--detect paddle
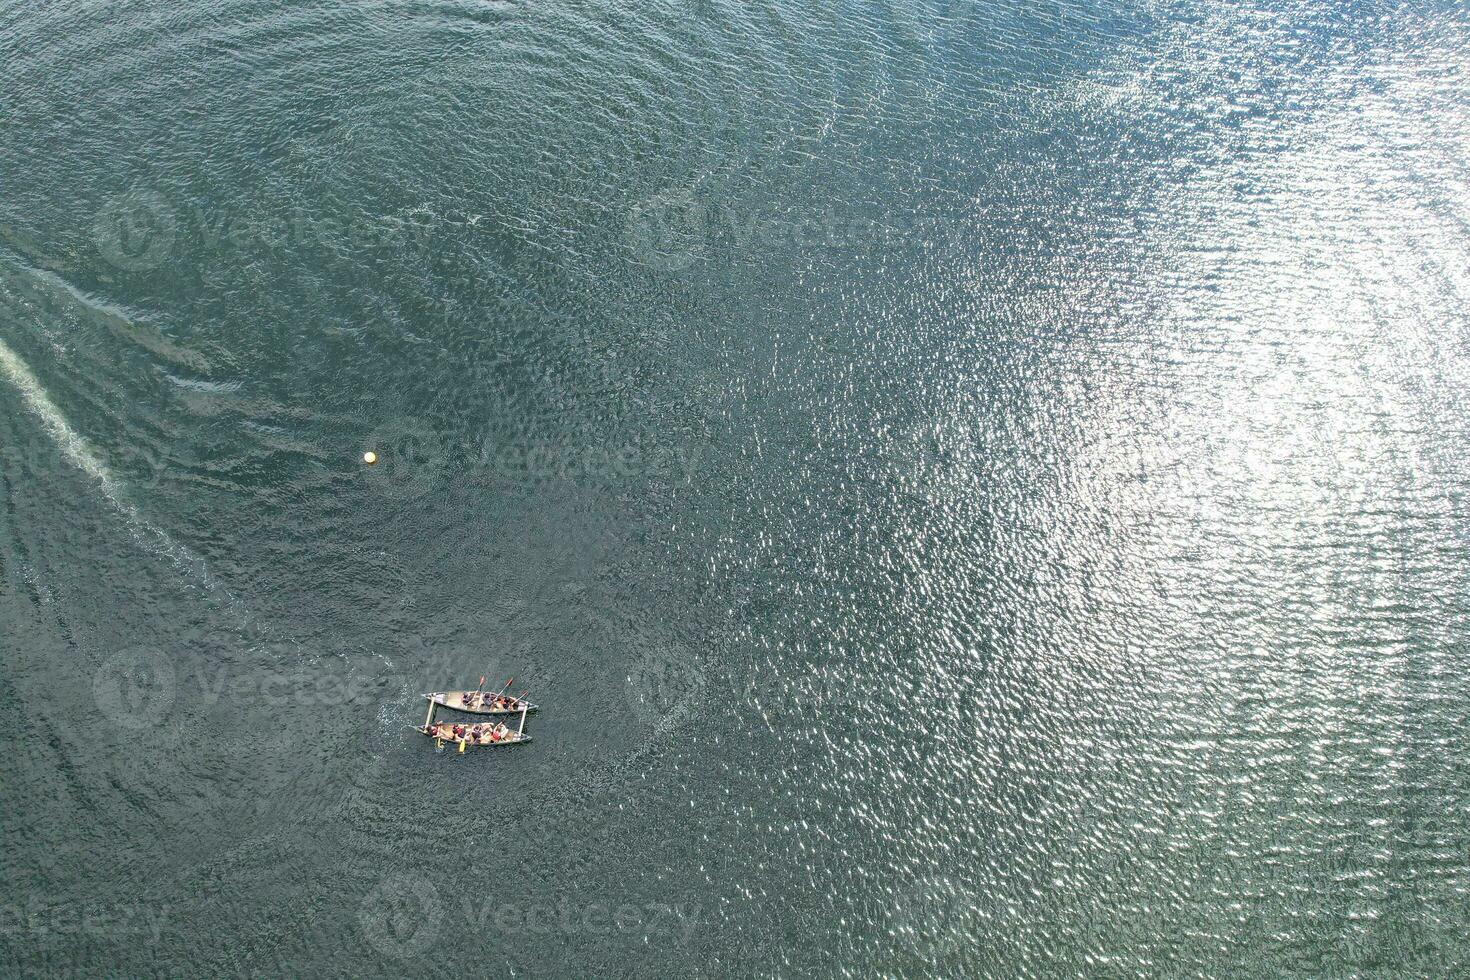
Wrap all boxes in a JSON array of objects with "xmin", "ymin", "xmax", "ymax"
[
  {"xmin": 468, "ymin": 677, "xmax": 513, "ymax": 709},
  {"xmin": 483, "ymin": 677, "xmax": 516, "ymax": 709}
]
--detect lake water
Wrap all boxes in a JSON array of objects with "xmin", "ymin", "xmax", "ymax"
[{"xmin": 2, "ymin": 0, "xmax": 1468, "ymax": 975}]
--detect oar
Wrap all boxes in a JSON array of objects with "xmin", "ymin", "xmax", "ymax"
[
  {"xmin": 470, "ymin": 677, "xmax": 512, "ymax": 709},
  {"xmin": 484, "ymin": 677, "xmax": 517, "ymax": 709}
]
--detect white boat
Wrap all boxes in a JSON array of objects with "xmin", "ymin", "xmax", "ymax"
[{"xmin": 423, "ymin": 690, "xmax": 538, "ymax": 715}]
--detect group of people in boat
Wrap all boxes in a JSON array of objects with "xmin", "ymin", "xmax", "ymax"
[
  {"xmin": 459, "ymin": 690, "xmax": 519, "ymax": 711},
  {"xmin": 429, "ymin": 721, "xmax": 516, "ymax": 745}
]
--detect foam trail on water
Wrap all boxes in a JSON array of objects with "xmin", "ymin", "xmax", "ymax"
[
  {"xmin": 0, "ymin": 335, "xmax": 256, "ymax": 632},
  {"xmin": 0, "ymin": 337, "xmax": 133, "ymax": 502}
]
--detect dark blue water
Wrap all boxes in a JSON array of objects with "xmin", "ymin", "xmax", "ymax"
[{"xmin": 3, "ymin": 0, "xmax": 1469, "ymax": 975}]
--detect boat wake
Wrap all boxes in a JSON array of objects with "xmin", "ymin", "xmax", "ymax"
[{"xmin": 0, "ymin": 334, "xmax": 255, "ymax": 631}]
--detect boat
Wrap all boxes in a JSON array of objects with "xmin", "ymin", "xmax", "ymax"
[
  {"xmin": 415, "ymin": 692, "xmax": 532, "ymax": 753},
  {"xmin": 423, "ymin": 690, "xmax": 538, "ymax": 715},
  {"xmin": 417, "ymin": 719, "xmax": 531, "ymax": 749}
]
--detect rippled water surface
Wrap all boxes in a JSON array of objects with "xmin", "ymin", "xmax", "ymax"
[{"xmin": 3, "ymin": 0, "xmax": 1469, "ymax": 976}]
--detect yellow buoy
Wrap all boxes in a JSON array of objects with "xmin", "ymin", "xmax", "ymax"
[{"xmin": 363, "ymin": 451, "xmax": 378, "ymax": 465}]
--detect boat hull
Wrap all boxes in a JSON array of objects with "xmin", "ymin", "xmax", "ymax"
[
  {"xmin": 425, "ymin": 692, "xmax": 539, "ymax": 715},
  {"xmin": 418, "ymin": 722, "xmax": 531, "ymax": 747}
]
